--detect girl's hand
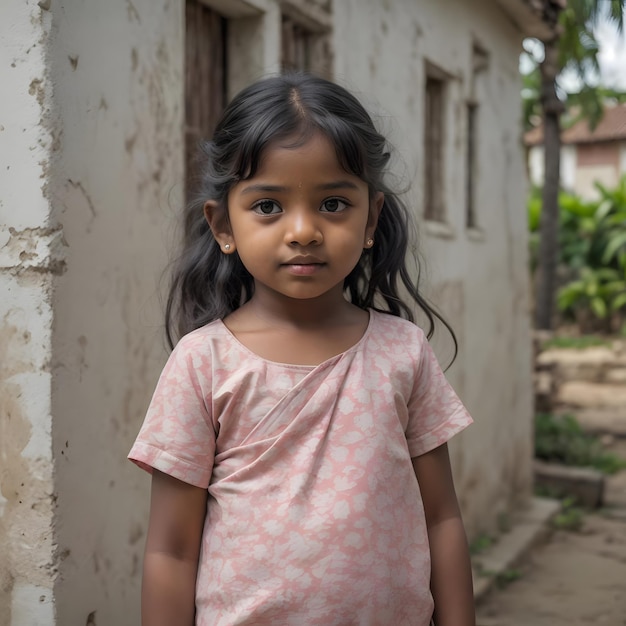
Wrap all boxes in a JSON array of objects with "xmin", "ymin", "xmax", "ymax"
[{"xmin": 141, "ymin": 470, "xmax": 208, "ymax": 626}]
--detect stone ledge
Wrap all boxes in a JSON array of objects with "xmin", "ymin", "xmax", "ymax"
[
  {"xmin": 534, "ymin": 460, "xmax": 605, "ymax": 508},
  {"xmin": 473, "ymin": 497, "xmax": 561, "ymax": 603},
  {"xmin": 574, "ymin": 408, "xmax": 626, "ymax": 437},
  {"xmin": 557, "ymin": 381, "xmax": 626, "ymax": 408}
]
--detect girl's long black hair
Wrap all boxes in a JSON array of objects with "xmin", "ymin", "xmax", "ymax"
[{"xmin": 166, "ymin": 72, "xmax": 457, "ymax": 358}]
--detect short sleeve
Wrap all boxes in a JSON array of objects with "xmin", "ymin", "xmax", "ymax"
[
  {"xmin": 405, "ymin": 337, "xmax": 473, "ymax": 458},
  {"xmin": 128, "ymin": 337, "xmax": 216, "ymax": 489}
]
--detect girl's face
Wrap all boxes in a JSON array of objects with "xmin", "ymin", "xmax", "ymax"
[{"xmin": 207, "ymin": 132, "xmax": 383, "ymax": 307}]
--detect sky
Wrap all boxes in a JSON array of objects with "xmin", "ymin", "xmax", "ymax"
[
  {"xmin": 521, "ymin": 13, "xmax": 626, "ymax": 93},
  {"xmin": 594, "ymin": 17, "xmax": 626, "ymax": 90}
]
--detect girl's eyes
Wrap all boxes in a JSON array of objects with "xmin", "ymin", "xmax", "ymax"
[
  {"xmin": 252, "ymin": 200, "xmax": 282, "ymax": 215},
  {"xmin": 251, "ymin": 198, "xmax": 349, "ymax": 215},
  {"xmin": 320, "ymin": 198, "xmax": 349, "ymax": 213}
]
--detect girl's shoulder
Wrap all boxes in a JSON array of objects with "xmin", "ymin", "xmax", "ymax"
[
  {"xmin": 370, "ymin": 309, "xmax": 428, "ymax": 345},
  {"xmin": 367, "ymin": 310, "xmax": 432, "ymax": 369},
  {"xmin": 171, "ymin": 319, "xmax": 230, "ymax": 356}
]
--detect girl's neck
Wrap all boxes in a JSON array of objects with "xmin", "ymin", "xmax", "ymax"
[
  {"xmin": 222, "ymin": 284, "xmax": 370, "ymax": 366},
  {"xmin": 236, "ymin": 284, "xmax": 360, "ymax": 330}
]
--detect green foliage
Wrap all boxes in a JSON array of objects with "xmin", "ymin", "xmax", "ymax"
[
  {"xmin": 557, "ymin": 267, "xmax": 626, "ymax": 322},
  {"xmin": 566, "ymin": 87, "xmax": 626, "ymax": 131},
  {"xmin": 528, "ymin": 177, "xmax": 626, "ymax": 331},
  {"xmin": 541, "ymin": 335, "xmax": 610, "ymax": 350},
  {"xmin": 552, "ymin": 496, "xmax": 585, "ymax": 532},
  {"xmin": 469, "ymin": 533, "xmax": 494, "ymax": 556},
  {"xmin": 520, "ymin": 2, "xmax": 626, "ymax": 132},
  {"xmin": 535, "ymin": 413, "xmax": 626, "ymax": 474},
  {"xmin": 495, "ymin": 568, "xmax": 522, "ymax": 588}
]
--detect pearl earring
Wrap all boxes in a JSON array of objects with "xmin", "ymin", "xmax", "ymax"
[
  {"xmin": 224, "ymin": 244, "xmax": 231, "ymax": 251},
  {"xmin": 366, "ymin": 238, "xmax": 374, "ymax": 247}
]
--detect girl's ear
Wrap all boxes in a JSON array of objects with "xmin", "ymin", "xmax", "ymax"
[
  {"xmin": 364, "ymin": 192, "xmax": 384, "ymax": 247},
  {"xmin": 204, "ymin": 200, "xmax": 236, "ymax": 254}
]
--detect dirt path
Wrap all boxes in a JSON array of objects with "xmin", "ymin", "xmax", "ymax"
[{"xmin": 477, "ymin": 441, "xmax": 626, "ymax": 626}]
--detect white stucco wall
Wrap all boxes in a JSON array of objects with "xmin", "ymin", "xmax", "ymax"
[
  {"xmin": 0, "ymin": 2, "xmax": 58, "ymax": 624},
  {"xmin": 46, "ymin": 1, "xmax": 185, "ymax": 623},
  {"xmin": 334, "ymin": 0, "xmax": 533, "ymax": 536},
  {"xmin": 528, "ymin": 142, "xmax": 621, "ymax": 197},
  {"xmin": 528, "ymin": 144, "xmax": 577, "ymax": 192},
  {"xmin": 528, "ymin": 144, "xmax": 542, "ymax": 187},
  {"xmin": 561, "ymin": 144, "xmax": 577, "ymax": 192}
]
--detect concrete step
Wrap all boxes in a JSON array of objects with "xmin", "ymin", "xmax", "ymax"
[
  {"xmin": 537, "ymin": 347, "xmax": 626, "ymax": 384},
  {"xmin": 534, "ymin": 460, "xmax": 605, "ymax": 508},
  {"xmin": 473, "ymin": 497, "xmax": 561, "ymax": 603},
  {"xmin": 557, "ymin": 381, "xmax": 626, "ymax": 409},
  {"xmin": 573, "ymin": 408, "xmax": 626, "ymax": 437}
]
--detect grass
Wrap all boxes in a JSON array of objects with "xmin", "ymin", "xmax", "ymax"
[
  {"xmin": 469, "ymin": 533, "xmax": 494, "ymax": 556},
  {"xmin": 495, "ymin": 568, "xmax": 522, "ymax": 587},
  {"xmin": 551, "ymin": 497, "xmax": 585, "ymax": 532},
  {"xmin": 535, "ymin": 413, "xmax": 626, "ymax": 475},
  {"xmin": 541, "ymin": 335, "xmax": 611, "ymax": 350}
]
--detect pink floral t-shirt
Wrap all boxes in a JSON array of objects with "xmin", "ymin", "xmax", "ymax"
[{"xmin": 129, "ymin": 310, "xmax": 472, "ymax": 625}]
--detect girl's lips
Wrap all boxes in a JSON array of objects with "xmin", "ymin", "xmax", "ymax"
[{"xmin": 283, "ymin": 263, "xmax": 325, "ymax": 276}]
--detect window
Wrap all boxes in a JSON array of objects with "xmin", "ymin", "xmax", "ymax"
[
  {"xmin": 424, "ymin": 71, "xmax": 446, "ymax": 222},
  {"xmin": 282, "ymin": 14, "xmax": 312, "ymax": 72},
  {"xmin": 280, "ymin": 5, "xmax": 332, "ymax": 78},
  {"xmin": 185, "ymin": 0, "xmax": 228, "ymax": 199},
  {"xmin": 466, "ymin": 102, "xmax": 478, "ymax": 229},
  {"xmin": 466, "ymin": 44, "xmax": 489, "ymax": 231}
]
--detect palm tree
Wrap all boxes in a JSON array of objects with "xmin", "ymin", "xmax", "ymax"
[{"xmin": 534, "ymin": 0, "xmax": 625, "ymax": 330}]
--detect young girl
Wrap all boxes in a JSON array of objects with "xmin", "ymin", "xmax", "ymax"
[{"xmin": 129, "ymin": 73, "xmax": 475, "ymax": 626}]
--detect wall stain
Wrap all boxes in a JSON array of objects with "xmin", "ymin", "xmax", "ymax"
[
  {"xmin": 67, "ymin": 179, "xmax": 97, "ymax": 222},
  {"xmin": 128, "ymin": 522, "xmax": 143, "ymax": 546},
  {"xmin": 0, "ymin": 320, "xmax": 56, "ymax": 616},
  {"xmin": 78, "ymin": 335, "xmax": 88, "ymax": 381},
  {"xmin": 126, "ymin": 0, "xmax": 141, "ymax": 23},
  {"xmin": 125, "ymin": 133, "xmax": 137, "ymax": 154},
  {"xmin": 68, "ymin": 55, "xmax": 79, "ymax": 70}
]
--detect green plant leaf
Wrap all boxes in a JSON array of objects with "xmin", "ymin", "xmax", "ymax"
[
  {"xmin": 611, "ymin": 292, "xmax": 626, "ymax": 311},
  {"xmin": 590, "ymin": 296, "xmax": 607, "ymax": 318},
  {"xmin": 602, "ymin": 232, "xmax": 626, "ymax": 264}
]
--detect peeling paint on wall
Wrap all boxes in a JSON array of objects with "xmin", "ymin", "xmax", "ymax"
[{"xmin": 0, "ymin": 0, "xmax": 59, "ymax": 622}]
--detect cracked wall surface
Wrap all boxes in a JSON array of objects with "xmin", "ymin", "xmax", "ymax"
[
  {"xmin": 47, "ymin": 0, "xmax": 184, "ymax": 624},
  {"xmin": 0, "ymin": 1, "xmax": 59, "ymax": 624}
]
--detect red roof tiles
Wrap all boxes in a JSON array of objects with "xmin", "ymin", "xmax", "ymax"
[{"xmin": 525, "ymin": 102, "xmax": 626, "ymax": 146}]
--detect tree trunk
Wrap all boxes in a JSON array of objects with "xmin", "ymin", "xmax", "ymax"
[{"xmin": 535, "ymin": 37, "xmax": 564, "ymax": 330}]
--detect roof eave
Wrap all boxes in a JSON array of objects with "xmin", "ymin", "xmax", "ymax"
[{"xmin": 496, "ymin": 0, "xmax": 555, "ymax": 39}]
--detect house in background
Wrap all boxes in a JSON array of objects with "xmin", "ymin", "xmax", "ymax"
[
  {"xmin": 2, "ymin": 0, "xmax": 549, "ymax": 624},
  {"xmin": 526, "ymin": 102, "xmax": 626, "ymax": 199}
]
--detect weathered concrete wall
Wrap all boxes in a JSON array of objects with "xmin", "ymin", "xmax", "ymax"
[
  {"xmin": 334, "ymin": 0, "xmax": 534, "ymax": 537},
  {"xmin": 0, "ymin": 2, "xmax": 58, "ymax": 624},
  {"xmin": 46, "ymin": 0, "xmax": 184, "ymax": 623}
]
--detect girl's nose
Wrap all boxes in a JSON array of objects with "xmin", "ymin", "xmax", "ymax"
[{"xmin": 285, "ymin": 212, "xmax": 323, "ymax": 246}]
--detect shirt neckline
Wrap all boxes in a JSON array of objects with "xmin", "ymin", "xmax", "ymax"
[{"xmin": 215, "ymin": 309, "xmax": 376, "ymax": 370}]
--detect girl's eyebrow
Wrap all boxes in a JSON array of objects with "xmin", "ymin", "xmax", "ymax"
[
  {"xmin": 240, "ymin": 184, "xmax": 287, "ymax": 195},
  {"xmin": 240, "ymin": 181, "xmax": 359, "ymax": 195},
  {"xmin": 316, "ymin": 181, "xmax": 360, "ymax": 191}
]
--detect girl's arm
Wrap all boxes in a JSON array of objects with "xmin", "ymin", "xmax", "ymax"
[
  {"xmin": 142, "ymin": 469, "xmax": 208, "ymax": 626},
  {"xmin": 412, "ymin": 443, "xmax": 475, "ymax": 626}
]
